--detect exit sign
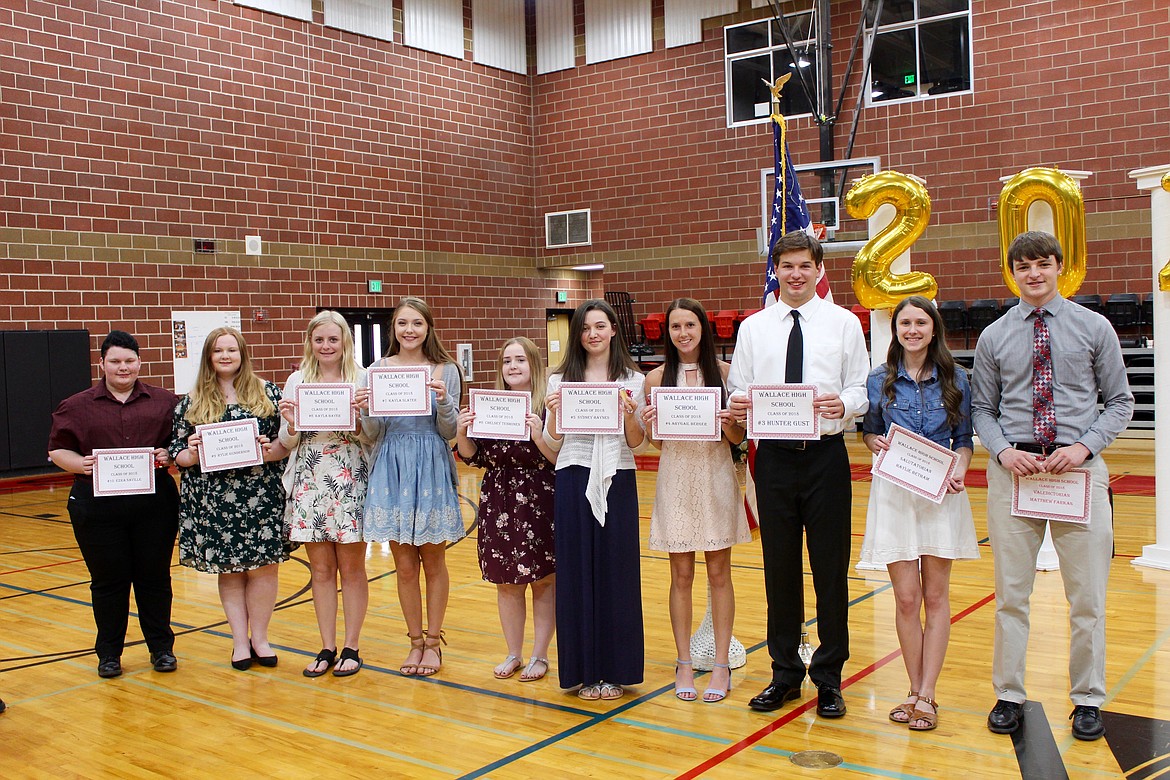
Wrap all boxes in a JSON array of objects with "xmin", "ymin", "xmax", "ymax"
[
  {"xmin": 556, "ymin": 290, "xmax": 568, "ymax": 303},
  {"xmin": 904, "ymin": 74, "xmax": 916, "ymax": 85},
  {"xmin": 368, "ymin": 280, "xmax": 382, "ymax": 293}
]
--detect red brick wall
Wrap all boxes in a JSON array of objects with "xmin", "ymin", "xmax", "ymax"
[{"xmin": 539, "ymin": 0, "xmax": 1170, "ymax": 311}]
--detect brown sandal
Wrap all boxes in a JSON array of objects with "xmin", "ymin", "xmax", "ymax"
[
  {"xmin": 416, "ymin": 630, "xmax": 445, "ymax": 677},
  {"xmin": 908, "ymin": 696, "xmax": 939, "ymax": 731},
  {"xmin": 400, "ymin": 633, "xmax": 424, "ymax": 676},
  {"xmin": 889, "ymin": 691, "xmax": 919, "ymax": 723}
]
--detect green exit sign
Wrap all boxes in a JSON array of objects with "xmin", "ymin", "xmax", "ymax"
[
  {"xmin": 368, "ymin": 280, "xmax": 382, "ymax": 293},
  {"xmin": 904, "ymin": 74, "xmax": 916, "ymax": 85},
  {"xmin": 556, "ymin": 290, "xmax": 568, "ymax": 303}
]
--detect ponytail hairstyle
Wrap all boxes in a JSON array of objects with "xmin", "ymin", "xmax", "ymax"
[
  {"xmin": 495, "ymin": 336, "xmax": 546, "ymax": 411},
  {"xmin": 301, "ymin": 310, "xmax": 358, "ymax": 384}
]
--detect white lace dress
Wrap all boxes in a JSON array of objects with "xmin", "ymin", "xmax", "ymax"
[{"xmin": 648, "ymin": 364, "xmax": 752, "ymax": 553}]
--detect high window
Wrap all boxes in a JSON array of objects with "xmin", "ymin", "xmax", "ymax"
[
  {"xmin": 725, "ymin": 14, "xmax": 818, "ymax": 127},
  {"xmin": 866, "ymin": 0, "xmax": 972, "ymax": 103}
]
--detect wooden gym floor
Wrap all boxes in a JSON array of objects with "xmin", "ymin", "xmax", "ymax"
[{"xmin": 1, "ymin": 436, "xmax": 1167, "ymax": 779}]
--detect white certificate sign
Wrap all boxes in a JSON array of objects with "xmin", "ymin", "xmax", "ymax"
[
  {"xmin": 469, "ymin": 389, "xmax": 531, "ymax": 441},
  {"xmin": 557, "ymin": 382, "xmax": 623, "ymax": 435},
  {"xmin": 746, "ymin": 384, "xmax": 819, "ymax": 439},
  {"xmin": 651, "ymin": 386, "xmax": 721, "ymax": 441},
  {"xmin": 295, "ymin": 383, "xmax": 355, "ymax": 431},
  {"xmin": 196, "ymin": 419, "xmax": 262, "ymax": 473},
  {"xmin": 871, "ymin": 423, "xmax": 959, "ymax": 504},
  {"xmin": 1012, "ymin": 469, "xmax": 1091, "ymax": 524},
  {"xmin": 92, "ymin": 448, "xmax": 156, "ymax": 497},
  {"xmin": 368, "ymin": 366, "xmax": 431, "ymax": 417}
]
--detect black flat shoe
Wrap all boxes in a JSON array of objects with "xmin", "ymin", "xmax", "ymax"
[
  {"xmin": 816, "ymin": 685, "xmax": 846, "ymax": 718},
  {"xmin": 988, "ymin": 699, "xmax": 1023, "ymax": 734},
  {"xmin": 1070, "ymin": 705, "xmax": 1104, "ymax": 740},
  {"xmin": 303, "ymin": 648, "xmax": 337, "ymax": 678},
  {"xmin": 251, "ymin": 644, "xmax": 278, "ymax": 668},
  {"xmin": 748, "ymin": 682, "xmax": 802, "ymax": 712},
  {"xmin": 231, "ymin": 655, "xmax": 253, "ymax": 671},
  {"xmin": 150, "ymin": 651, "xmax": 177, "ymax": 673},
  {"xmin": 97, "ymin": 657, "xmax": 123, "ymax": 678}
]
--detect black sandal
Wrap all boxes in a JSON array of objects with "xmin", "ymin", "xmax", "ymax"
[
  {"xmin": 302, "ymin": 648, "xmax": 337, "ymax": 678},
  {"xmin": 332, "ymin": 647, "xmax": 363, "ymax": 677}
]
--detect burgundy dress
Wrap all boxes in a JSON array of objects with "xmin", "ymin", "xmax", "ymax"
[{"xmin": 464, "ymin": 437, "xmax": 556, "ymax": 584}]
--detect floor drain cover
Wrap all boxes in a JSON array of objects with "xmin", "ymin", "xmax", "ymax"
[{"xmin": 790, "ymin": 750, "xmax": 843, "ymax": 769}]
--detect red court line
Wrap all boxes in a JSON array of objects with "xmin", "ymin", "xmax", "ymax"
[
  {"xmin": 0, "ymin": 558, "xmax": 85, "ymax": 576},
  {"xmin": 675, "ymin": 591, "xmax": 997, "ymax": 780}
]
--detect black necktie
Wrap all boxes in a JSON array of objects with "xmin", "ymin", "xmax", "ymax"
[{"xmin": 785, "ymin": 310, "xmax": 803, "ymax": 383}]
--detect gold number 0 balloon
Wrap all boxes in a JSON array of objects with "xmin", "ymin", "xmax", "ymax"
[
  {"xmin": 997, "ymin": 167, "xmax": 1087, "ymax": 296},
  {"xmin": 845, "ymin": 171, "xmax": 937, "ymax": 310}
]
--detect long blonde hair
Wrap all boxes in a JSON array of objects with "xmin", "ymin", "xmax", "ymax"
[
  {"xmin": 185, "ymin": 327, "xmax": 275, "ymax": 425},
  {"xmin": 496, "ymin": 336, "xmax": 546, "ymax": 411},
  {"xmin": 301, "ymin": 310, "xmax": 359, "ymax": 383}
]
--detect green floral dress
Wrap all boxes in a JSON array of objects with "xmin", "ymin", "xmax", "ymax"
[{"xmin": 170, "ymin": 382, "xmax": 289, "ymax": 573}]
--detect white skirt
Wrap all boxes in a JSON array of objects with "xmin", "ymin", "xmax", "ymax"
[{"xmin": 860, "ymin": 475, "xmax": 980, "ymax": 565}]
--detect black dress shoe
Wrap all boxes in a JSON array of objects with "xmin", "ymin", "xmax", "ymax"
[
  {"xmin": 1070, "ymin": 705, "xmax": 1104, "ymax": 740},
  {"xmin": 251, "ymin": 644, "xmax": 278, "ymax": 668},
  {"xmin": 748, "ymin": 682, "xmax": 802, "ymax": 712},
  {"xmin": 231, "ymin": 655, "xmax": 253, "ymax": 671},
  {"xmin": 150, "ymin": 650, "xmax": 177, "ymax": 673},
  {"xmin": 816, "ymin": 685, "xmax": 846, "ymax": 718},
  {"xmin": 97, "ymin": 657, "xmax": 123, "ymax": 678},
  {"xmin": 987, "ymin": 699, "xmax": 1023, "ymax": 734}
]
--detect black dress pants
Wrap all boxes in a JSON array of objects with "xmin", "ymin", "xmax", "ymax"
[
  {"xmin": 754, "ymin": 435, "xmax": 852, "ymax": 688},
  {"xmin": 67, "ymin": 476, "xmax": 179, "ymax": 660}
]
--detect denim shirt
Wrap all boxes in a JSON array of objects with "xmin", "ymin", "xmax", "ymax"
[{"xmin": 863, "ymin": 363, "xmax": 973, "ymax": 451}]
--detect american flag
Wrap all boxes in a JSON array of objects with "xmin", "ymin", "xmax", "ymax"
[{"xmin": 762, "ymin": 117, "xmax": 832, "ymax": 307}]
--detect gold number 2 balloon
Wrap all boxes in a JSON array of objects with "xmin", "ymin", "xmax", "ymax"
[
  {"xmin": 997, "ymin": 167, "xmax": 1087, "ymax": 296},
  {"xmin": 846, "ymin": 170, "xmax": 938, "ymax": 310}
]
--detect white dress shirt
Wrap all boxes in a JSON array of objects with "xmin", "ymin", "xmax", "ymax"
[{"xmin": 727, "ymin": 295, "xmax": 869, "ymax": 437}]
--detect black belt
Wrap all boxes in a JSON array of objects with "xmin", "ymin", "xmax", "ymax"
[
  {"xmin": 771, "ymin": 432, "xmax": 843, "ymax": 451},
  {"xmin": 1011, "ymin": 441, "xmax": 1092, "ymax": 460}
]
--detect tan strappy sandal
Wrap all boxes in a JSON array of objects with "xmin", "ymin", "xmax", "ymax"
[
  {"xmin": 416, "ymin": 630, "xmax": 445, "ymax": 677},
  {"xmin": 908, "ymin": 696, "xmax": 939, "ymax": 731},
  {"xmin": 889, "ymin": 691, "xmax": 919, "ymax": 723},
  {"xmin": 400, "ymin": 633, "xmax": 424, "ymax": 676}
]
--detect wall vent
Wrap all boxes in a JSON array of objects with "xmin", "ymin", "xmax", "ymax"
[{"xmin": 545, "ymin": 209, "xmax": 591, "ymax": 249}]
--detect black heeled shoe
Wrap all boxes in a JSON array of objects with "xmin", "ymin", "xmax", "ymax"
[{"xmin": 250, "ymin": 643, "xmax": 278, "ymax": 668}]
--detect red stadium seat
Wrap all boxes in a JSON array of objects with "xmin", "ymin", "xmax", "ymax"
[
  {"xmin": 712, "ymin": 310, "xmax": 737, "ymax": 340},
  {"xmin": 638, "ymin": 312, "xmax": 666, "ymax": 343}
]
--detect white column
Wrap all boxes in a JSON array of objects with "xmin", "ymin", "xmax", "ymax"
[
  {"xmin": 997, "ymin": 170, "xmax": 1091, "ymax": 571},
  {"xmin": 1129, "ymin": 163, "xmax": 1170, "ymax": 570},
  {"xmin": 856, "ymin": 203, "xmax": 903, "ymax": 572}
]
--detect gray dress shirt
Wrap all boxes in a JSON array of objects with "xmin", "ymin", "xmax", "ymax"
[{"xmin": 971, "ymin": 294, "xmax": 1133, "ymax": 459}]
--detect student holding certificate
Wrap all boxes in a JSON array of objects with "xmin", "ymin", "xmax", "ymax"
[
  {"xmin": 642, "ymin": 298, "xmax": 750, "ymax": 703},
  {"xmin": 48, "ymin": 331, "xmax": 180, "ymax": 679},
  {"xmin": 276, "ymin": 311, "xmax": 372, "ymax": 678},
  {"xmin": 364, "ymin": 297, "xmax": 464, "ymax": 678},
  {"xmin": 860, "ymin": 296, "xmax": 978, "ymax": 731},
  {"xmin": 171, "ymin": 327, "xmax": 287, "ymax": 671},
  {"xmin": 455, "ymin": 337, "xmax": 558, "ymax": 683},
  {"xmin": 973, "ymin": 232, "xmax": 1133, "ymax": 741},
  {"xmin": 544, "ymin": 299, "xmax": 646, "ymax": 701}
]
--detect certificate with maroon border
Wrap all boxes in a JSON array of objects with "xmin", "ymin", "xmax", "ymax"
[
  {"xmin": 368, "ymin": 366, "xmax": 432, "ymax": 417},
  {"xmin": 746, "ymin": 384, "xmax": 819, "ymax": 440},
  {"xmin": 196, "ymin": 418, "xmax": 262, "ymax": 473},
  {"xmin": 469, "ymin": 389, "xmax": 531, "ymax": 441},
  {"xmin": 557, "ymin": 382, "xmax": 623, "ymax": 435},
  {"xmin": 651, "ymin": 386, "xmax": 721, "ymax": 442},
  {"xmin": 871, "ymin": 423, "xmax": 959, "ymax": 504},
  {"xmin": 295, "ymin": 383, "xmax": 356, "ymax": 431},
  {"xmin": 1011, "ymin": 469, "xmax": 1091, "ymax": 524},
  {"xmin": 92, "ymin": 448, "xmax": 156, "ymax": 497}
]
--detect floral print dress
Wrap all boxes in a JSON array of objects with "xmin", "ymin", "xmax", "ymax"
[
  {"xmin": 170, "ymin": 381, "xmax": 288, "ymax": 573},
  {"xmin": 464, "ymin": 437, "xmax": 556, "ymax": 584}
]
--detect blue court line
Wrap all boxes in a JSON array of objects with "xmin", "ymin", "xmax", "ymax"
[{"xmin": 119, "ymin": 677, "xmax": 462, "ymax": 773}]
